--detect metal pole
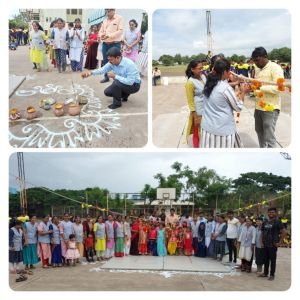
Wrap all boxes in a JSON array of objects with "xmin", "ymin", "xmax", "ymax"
[
  {"xmin": 124, "ymin": 197, "xmax": 127, "ymax": 216},
  {"xmin": 238, "ymin": 194, "xmax": 241, "ymax": 210},
  {"xmin": 192, "ymin": 193, "xmax": 195, "ymax": 216},
  {"xmin": 106, "ymin": 193, "xmax": 109, "ymax": 214},
  {"xmin": 85, "ymin": 191, "xmax": 88, "ymax": 215}
]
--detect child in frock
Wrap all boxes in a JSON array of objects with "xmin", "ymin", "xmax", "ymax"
[
  {"xmin": 85, "ymin": 233, "xmax": 95, "ymax": 262},
  {"xmin": 65, "ymin": 234, "xmax": 80, "ymax": 266},
  {"xmin": 167, "ymin": 231, "xmax": 177, "ymax": 255},
  {"xmin": 184, "ymin": 226, "xmax": 193, "ymax": 256},
  {"xmin": 157, "ymin": 223, "xmax": 167, "ymax": 256}
]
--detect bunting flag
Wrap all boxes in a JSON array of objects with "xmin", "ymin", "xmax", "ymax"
[{"xmin": 229, "ymin": 193, "xmax": 290, "ymax": 215}]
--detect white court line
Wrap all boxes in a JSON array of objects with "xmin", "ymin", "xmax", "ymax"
[{"xmin": 9, "ymin": 112, "xmax": 148, "ymax": 123}]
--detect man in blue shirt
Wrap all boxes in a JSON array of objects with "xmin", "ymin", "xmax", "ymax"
[{"xmin": 82, "ymin": 47, "xmax": 141, "ymax": 109}]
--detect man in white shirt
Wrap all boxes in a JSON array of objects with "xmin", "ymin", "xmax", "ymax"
[
  {"xmin": 226, "ymin": 210, "xmax": 239, "ymax": 263},
  {"xmin": 165, "ymin": 208, "xmax": 179, "ymax": 226}
]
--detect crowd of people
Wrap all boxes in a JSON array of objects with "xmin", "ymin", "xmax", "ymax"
[
  {"xmin": 183, "ymin": 47, "xmax": 290, "ymax": 148},
  {"xmin": 9, "ymin": 9, "xmax": 146, "ymax": 110},
  {"xmin": 9, "ymin": 206, "xmax": 287, "ymax": 283}
]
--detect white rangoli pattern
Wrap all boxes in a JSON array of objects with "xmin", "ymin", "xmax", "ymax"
[{"xmin": 9, "ymin": 84, "xmax": 121, "ymax": 148}]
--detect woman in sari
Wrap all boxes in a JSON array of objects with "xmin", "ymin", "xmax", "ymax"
[
  {"xmin": 84, "ymin": 25, "xmax": 99, "ymax": 70},
  {"xmin": 130, "ymin": 217, "xmax": 140, "ymax": 255}
]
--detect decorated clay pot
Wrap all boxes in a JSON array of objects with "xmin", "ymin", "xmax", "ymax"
[
  {"xmin": 68, "ymin": 102, "xmax": 81, "ymax": 116},
  {"xmin": 26, "ymin": 106, "xmax": 37, "ymax": 120},
  {"xmin": 54, "ymin": 102, "xmax": 64, "ymax": 117},
  {"xmin": 10, "ymin": 108, "xmax": 21, "ymax": 120}
]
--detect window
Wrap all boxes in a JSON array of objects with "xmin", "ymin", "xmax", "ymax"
[
  {"xmin": 67, "ymin": 9, "xmax": 70, "ymax": 15},
  {"xmin": 71, "ymin": 9, "xmax": 77, "ymax": 15},
  {"xmin": 79, "ymin": 9, "xmax": 82, "ymax": 15},
  {"xmin": 46, "ymin": 17, "xmax": 48, "ymax": 22},
  {"xmin": 49, "ymin": 17, "xmax": 52, "ymax": 22}
]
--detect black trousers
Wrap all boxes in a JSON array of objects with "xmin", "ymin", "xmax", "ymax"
[
  {"xmin": 226, "ymin": 238, "xmax": 237, "ymax": 262},
  {"xmin": 264, "ymin": 247, "xmax": 277, "ymax": 276},
  {"xmin": 86, "ymin": 248, "xmax": 94, "ymax": 261},
  {"xmin": 153, "ymin": 76, "xmax": 161, "ymax": 86},
  {"xmin": 104, "ymin": 79, "xmax": 141, "ymax": 106}
]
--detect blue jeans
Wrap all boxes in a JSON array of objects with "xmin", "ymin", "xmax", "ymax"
[{"xmin": 102, "ymin": 42, "xmax": 121, "ymax": 80}]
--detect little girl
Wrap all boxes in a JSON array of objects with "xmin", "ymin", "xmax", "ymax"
[
  {"xmin": 147, "ymin": 223, "xmax": 158, "ymax": 256},
  {"xmin": 177, "ymin": 227, "xmax": 184, "ymax": 255},
  {"xmin": 167, "ymin": 231, "xmax": 177, "ymax": 255},
  {"xmin": 138, "ymin": 221, "xmax": 148, "ymax": 255},
  {"xmin": 157, "ymin": 223, "xmax": 167, "ymax": 257},
  {"xmin": 184, "ymin": 226, "xmax": 193, "ymax": 256},
  {"xmin": 65, "ymin": 234, "xmax": 80, "ymax": 266}
]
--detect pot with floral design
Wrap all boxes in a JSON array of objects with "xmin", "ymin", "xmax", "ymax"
[
  {"xmin": 26, "ymin": 106, "xmax": 37, "ymax": 120},
  {"xmin": 54, "ymin": 102, "xmax": 64, "ymax": 117}
]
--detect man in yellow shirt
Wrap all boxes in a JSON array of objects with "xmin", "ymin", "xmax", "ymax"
[
  {"xmin": 251, "ymin": 47, "xmax": 284, "ymax": 148},
  {"xmin": 98, "ymin": 9, "xmax": 124, "ymax": 83}
]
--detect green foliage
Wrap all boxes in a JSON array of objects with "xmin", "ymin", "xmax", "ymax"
[
  {"xmin": 140, "ymin": 13, "xmax": 148, "ymax": 35},
  {"xmin": 268, "ymin": 47, "xmax": 291, "ymax": 63},
  {"xmin": 152, "ymin": 60, "xmax": 159, "ymax": 66},
  {"xmin": 9, "ymin": 14, "xmax": 29, "ymax": 30}
]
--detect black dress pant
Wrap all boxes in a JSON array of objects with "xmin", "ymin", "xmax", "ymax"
[
  {"xmin": 104, "ymin": 79, "xmax": 141, "ymax": 106},
  {"xmin": 264, "ymin": 247, "xmax": 277, "ymax": 276},
  {"xmin": 226, "ymin": 238, "xmax": 237, "ymax": 262}
]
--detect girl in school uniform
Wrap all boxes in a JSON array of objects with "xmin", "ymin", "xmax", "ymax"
[
  {"xmin": 59, "ymin": 213, "xmax": 74, "ymax": 264},
  {"xmin": 29, "ymin": 21, "xmax": 48, "ymax": 72},
  {"xmin": 51, "ymin": 18, "xmax": 69, "ymax": 73},
  {"xmin": 105, "ymin": 214, "xmax": 115, "ymax": 259},
  {"xmin": 69, "ymin": 18, "xmax": 85, "ymax": 72},
  {"xmin": 72, "ymin": 216, "xmax": 84, "ymax": 261},
  {"xmin": 94, "ymin": 216, "xmax": 106, "ymax": 261},
  {"xmin": 49, "ymin": 216, "xmax": 63, "ymax": 267},
  {"xmin": 22, "ymin": 215, "xmax": 39, "ymax": 269},
  {"xmin": 37, "ymin": 215, "xmax": 53, "ymax": 268},
  {"xmin": 9, "ymin": 220, "xmax": 27, "ymax": 282},
  {"xmin": 124, "ymin": 216, "xmax": 131, "ymax": 256},
  {"xmin": 114, "ymin": 215, "xmax": 125, "ymax": 257}
]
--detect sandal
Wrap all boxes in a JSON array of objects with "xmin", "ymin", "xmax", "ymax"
[
  {"xmin": 26, "ymin": 270, "xmax": 34, "ymax": 275},
  {"xmin": 16, "ymin": 275, "xmax": 27, "ymax": 282}
]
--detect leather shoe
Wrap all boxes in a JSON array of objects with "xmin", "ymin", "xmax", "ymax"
[
  {"xmin": 100, "ymin": 78, "xmax": 109, "ymax": 83},
  {"xmin": 108, "ymin": 104, "xmax": 121, "ymax": 109}
]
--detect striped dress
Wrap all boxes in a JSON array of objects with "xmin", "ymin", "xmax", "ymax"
[{"xmin": 201, "ymin": 80, "xmax": 243, "ymax": 148}]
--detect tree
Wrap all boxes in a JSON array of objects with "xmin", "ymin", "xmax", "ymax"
[
  {"xmin": 140, "ymin": 13, "xmax": 148, "ymax": 35},
  {"xmin": 174, "ymin": 53, "xmax": 183, "ymax": 65},
  {"xmin": 268, "ymin": 47, "xmax": 291, "ymax": 63},
  {"xmin": 159, "ymin": 54, "xmax": 175, "ymax": 66},
  {"xmin": 9, "ymin": 14, "xmax": 29, "ymax": 30},
  {"xmin": 152, "ymin": 60, "xmax": 159, "ymax": 66}
]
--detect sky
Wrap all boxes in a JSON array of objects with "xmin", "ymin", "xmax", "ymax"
[
  {"xmin": 9, "ymin": 152, "xmax": 291, "ymax": 193},
  {"xmin": 153, "ymin": 9, "xmax": 291, "ymax": 59}
]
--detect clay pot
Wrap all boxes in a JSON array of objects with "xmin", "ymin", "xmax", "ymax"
[
  {"xmin": 68, "ymin": 102, "xmax": 81, "ymax": 116},
  {"xmin": 26, "ymin": 106, "xmax": 37, "ymax": 120},
  {"xmin": 54, "ymin": 102, "xmax": 64, "ymax": 117},
  {"xmin": 78, "ymin": 95, "xmax": 88, "ymax": 105},
  {"xmin": 10, "ymin": 108, "xmax": 21, "ymax": 120}
]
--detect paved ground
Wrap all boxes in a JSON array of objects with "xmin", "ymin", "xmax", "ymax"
[
  {"xmin": 9, "ymin": 248, "xmax": 290, "ymax": 291},
  {"xmin": 9, "ymin": 46, "xmax": 148, "ymax": 148},
  {"xmin": 153, "ymin": 81, "xmax": 291, "ymax": 148}
]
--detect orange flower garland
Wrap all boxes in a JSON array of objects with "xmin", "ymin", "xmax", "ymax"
[{"xmin": 277, "ymin": 78, "xmax": 285, "ymax": 91}]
